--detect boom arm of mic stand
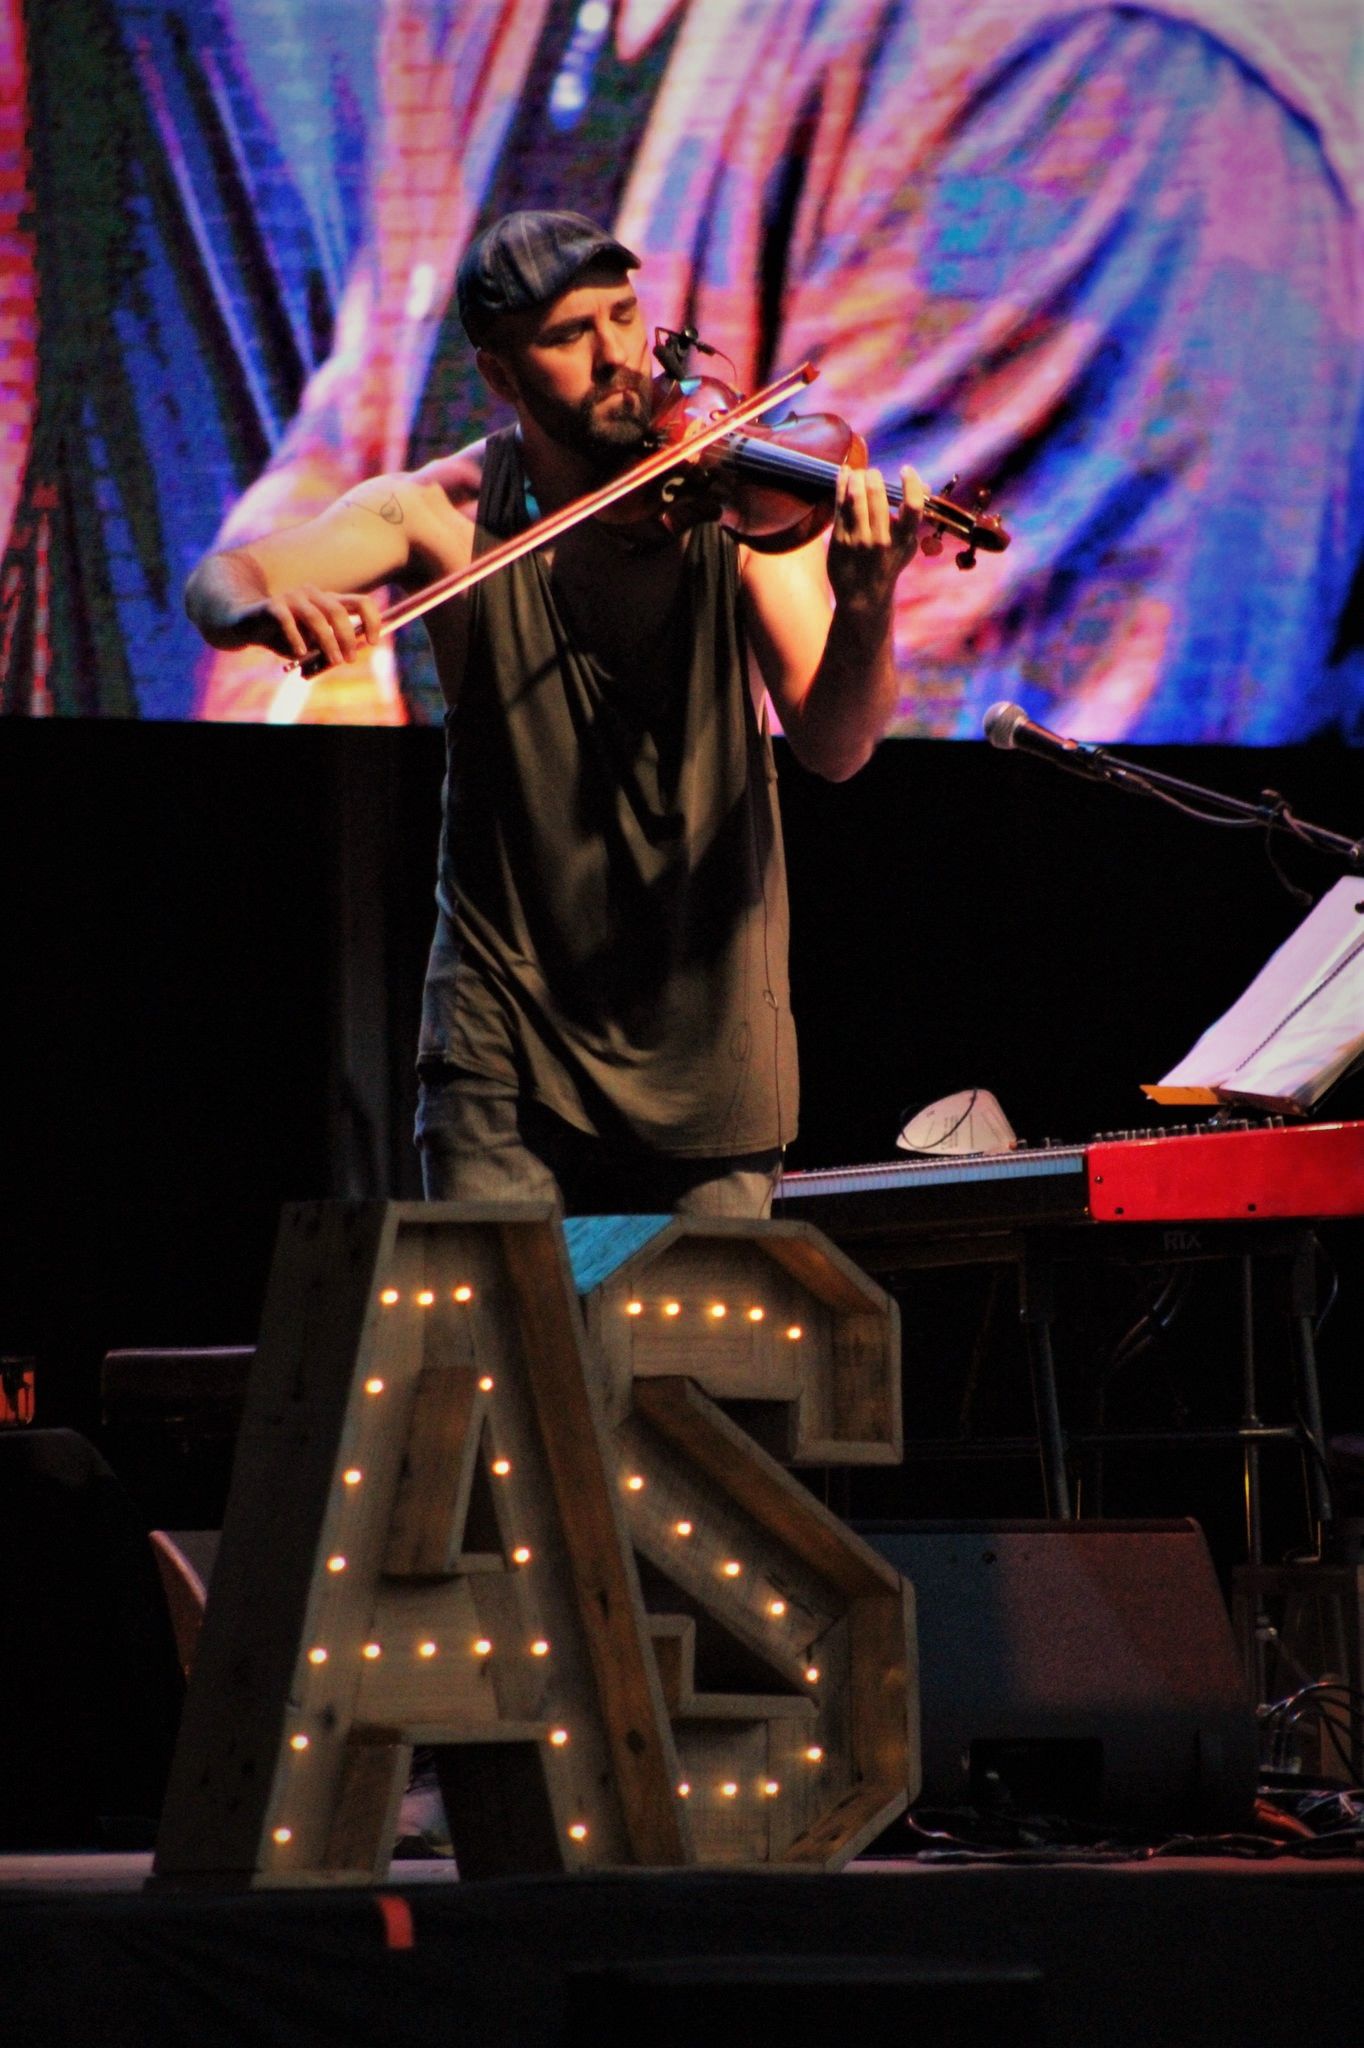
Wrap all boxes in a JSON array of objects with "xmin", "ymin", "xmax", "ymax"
[{"xmin": 1061, "ymin": 748, "xmax": 1364, "ymax": 875}]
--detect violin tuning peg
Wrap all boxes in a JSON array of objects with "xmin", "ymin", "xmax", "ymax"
[
  {"xmin": 919, "ymin": 529, "xmax": 944, "ymax": 557},
  {"xmin": 954, "ymin": 546, "xmax": 978, "ymax": 571},
  {"xmin": 939, "ymin": 474, "xmax": 960, "ymax": 497},
  {"xmin": 973, "ymin": 486, "xmax": 991, "ymax": 509}
]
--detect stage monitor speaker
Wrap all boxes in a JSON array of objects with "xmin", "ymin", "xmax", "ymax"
[{"xmin": 860, "ymin": 1519, "xmax": 1257, "ymax": 1832}]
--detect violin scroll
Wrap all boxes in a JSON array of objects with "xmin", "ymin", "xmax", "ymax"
[{"xmin": 917, "ymin": 475, "xmax": 1009, "ymax": 571}]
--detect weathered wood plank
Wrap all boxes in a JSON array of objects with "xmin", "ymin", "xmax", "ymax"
[
  {"xmin": 648, "ymin": 1615, "xmax": 695, "ymax": 1710},
  {"xmin": 383, "ymin": 1357, "xmax": 484, "ymax": 1576},
  {"xmin": 154, "ymin": 1202, "xmax": 405, "ymax": 1879},
  {"xmin": 633, "ymin": 1377, "xmax": 904, "ymax": 1599},
  {"xmin": 850, "ymin": 1585, "xmax": 920, "ymax": 1804},
  {"xmin": 784, "ymin": 1782, "xmax": 910, "ymax": 1867},
  {"xmin": 499, "ymin": 1217, "xmax": 688, "ymax": 1866},
  {"xmin": 831, "ymin": 1311, "xmax": 900, "ymax": 1449},
  {"xmin": 671, "ymin": 1722, "xmax": 769, "ymax": 1863},
  {"xmin": 322, "ymin": 1743, "xmax": 410, "ymax": 1881},
  {"xmin": 675, "ymin": 1694, "xmax": 817, "ymax": 1722},
  {"xmin": 758, "ymin": 1224, "xmax": 887, "ymax": 1312}
]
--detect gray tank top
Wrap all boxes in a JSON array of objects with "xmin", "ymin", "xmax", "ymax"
[{"xmin": 418, "ymin": 427, "xmax": 798, "ymax": 1158}]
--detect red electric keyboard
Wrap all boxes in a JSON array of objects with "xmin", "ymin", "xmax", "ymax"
[{"xmin": 775, "ymin": 1119, "xmax": 1364, "ymax": 1259}]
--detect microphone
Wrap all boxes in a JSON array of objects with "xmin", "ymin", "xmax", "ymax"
[
  {"xmin": 983, "ymin": 700, "xmax": 1103, "ymax": 769},
  {"xmin": 652, "ymin": 326, "xmax": 700, "ymax": 380}
]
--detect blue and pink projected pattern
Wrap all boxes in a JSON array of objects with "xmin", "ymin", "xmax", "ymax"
[{"xmin": 3, "ymin": 0, "xmax": 1362, "ymax": 735}]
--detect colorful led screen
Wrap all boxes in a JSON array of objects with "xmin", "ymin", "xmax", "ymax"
[{"xmin": 3, "ymin": 0, "xmax": 1362, "ymax": 733}]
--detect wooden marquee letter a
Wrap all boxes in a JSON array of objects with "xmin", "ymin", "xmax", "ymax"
[{"xmin": 153, "ymin": 1201, "xmax": 687, "ymax": 1886}]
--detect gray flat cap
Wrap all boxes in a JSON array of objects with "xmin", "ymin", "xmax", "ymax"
[{"xmin": 456, "ymin": 210, "xmax": 640, "ymax": 344}]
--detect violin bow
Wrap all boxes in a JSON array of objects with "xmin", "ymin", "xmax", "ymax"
[{"xmin": 290, "ymin": 361, "xmax": 820, "ymax": 678}]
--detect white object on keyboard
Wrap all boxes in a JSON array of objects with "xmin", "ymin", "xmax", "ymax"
[{"xmin": 896, "ymin": 1088, "xmax": 1018, "ymax": 1156}]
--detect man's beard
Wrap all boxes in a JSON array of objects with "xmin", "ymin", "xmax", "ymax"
[{"xmin": 520, "ymin": 371, "xmax": 653, "ymax": 472}]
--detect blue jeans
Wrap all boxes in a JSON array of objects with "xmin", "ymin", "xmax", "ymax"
[{"xmin": 416, "ymin": 1069, "xmax": 780, "ymax": 1218}]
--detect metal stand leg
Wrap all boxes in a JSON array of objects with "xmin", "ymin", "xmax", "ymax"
[
  {"xmin": 1239, "ymin": 1254, "xmax": 1272, "ymax": 1708},
  {"xmin": 1234, "ymin": 1237, "xmax": 1341, "ymax": 1729},
  {"xmin": 1020, "ymin": 1258, "xmax": 1072, "ymax": 1520},
  {"xmin": 1241, "ymin": 1255, "xmax": 1263, "ymax": 1567},
  {"xmin": 1288, "ymin": 1232, "xmax": 1334, "ymax": 1554}
]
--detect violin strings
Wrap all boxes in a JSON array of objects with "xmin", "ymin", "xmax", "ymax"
[{"xmin": 721, "ymin": 436, "xmax": 969, "ymax": 534}]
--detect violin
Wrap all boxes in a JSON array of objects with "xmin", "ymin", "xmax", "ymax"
[
  {"xmin": 292, "ymin": 353, "xmax": 1008, "ymax": 678},
  {"xmin": 635, "ymin": 367, "xmax": 1009, "ymax": 566}
]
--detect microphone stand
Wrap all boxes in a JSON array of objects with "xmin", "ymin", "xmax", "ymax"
[{"xmin": 1034, "ymin": 742, "xmax": 1364, "ymax": 875}]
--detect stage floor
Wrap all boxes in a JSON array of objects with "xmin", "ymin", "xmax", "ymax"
[{"xmin": 1, "ymin": 1850, "xmax": 1359, "ymax": 2047}]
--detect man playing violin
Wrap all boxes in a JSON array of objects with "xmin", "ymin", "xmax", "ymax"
[{"xmin": 185, "ymin": 211, "xmax": 925, "ymax": 1216}]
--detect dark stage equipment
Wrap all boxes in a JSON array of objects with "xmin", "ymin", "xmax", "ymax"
[
  {"xmin": 861, "ymin": 1518, "xmax": 1258, "ymax": 1830},
  {"xmin": 0, "ymin": 1429, "xmax": 184, "ymax": 1849}
]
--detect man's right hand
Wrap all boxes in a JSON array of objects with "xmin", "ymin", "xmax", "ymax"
[
  {"xmin": 185, "ymin": 460, "xmax": 477, "ymax": 717},
  {"xmin": 227, "ymin": 585, "xmax": 385, "ymax": 671},
  {"xmin": 185, "ymin": 547, "xmax": 386, "ymax": 670}
]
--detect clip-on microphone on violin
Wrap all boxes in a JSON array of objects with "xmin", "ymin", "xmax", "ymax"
[
  {"xmin": 649, "ymin": 328, "xmax": 739, "ymax": 454},
  {"xmin": 649, "ymin": 330, "xmax": 768, "ymax": 465},
  {"xmin": 652, "ymin": 327, "xmax": 743, "ymax": 385},
  {"xmin": 652, "ymin": 326, "xmax": 705, "ymax": 381}
]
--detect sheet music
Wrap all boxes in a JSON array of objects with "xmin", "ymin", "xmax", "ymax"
[{"xmin": 1147, "ymin": 876, "xmax": 1364, "ymax": 1111}]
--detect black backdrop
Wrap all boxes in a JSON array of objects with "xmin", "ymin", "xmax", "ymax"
[{"xmin": 4, "ymin": 722, "xmax": 1361, "ymax": 1549}]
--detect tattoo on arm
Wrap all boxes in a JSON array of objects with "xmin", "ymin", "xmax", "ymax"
[{"xmin": 344, "ymin": 491, "xmax": 405, "ymax": 526}]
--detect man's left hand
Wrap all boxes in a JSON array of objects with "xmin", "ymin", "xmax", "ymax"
[{"xmin": 826, "ymin": 462, "xmax": 925, "ymax": 613}]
